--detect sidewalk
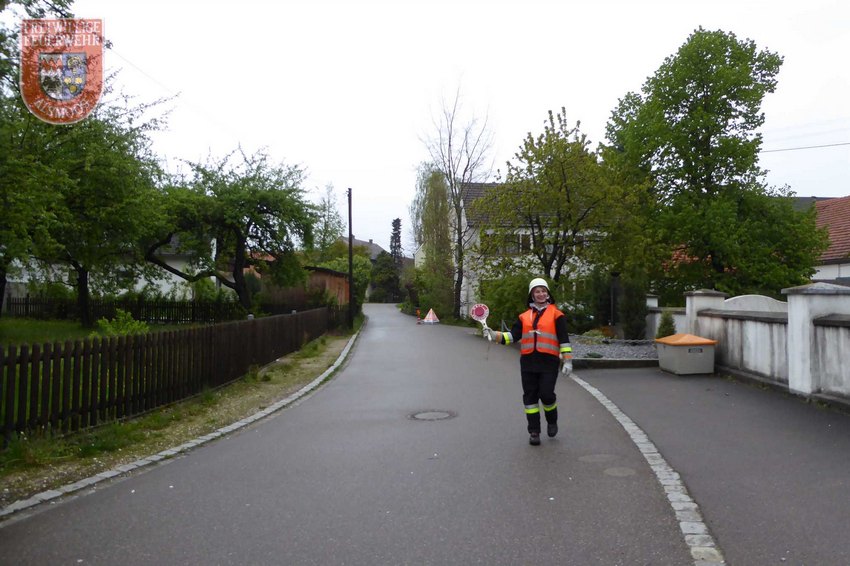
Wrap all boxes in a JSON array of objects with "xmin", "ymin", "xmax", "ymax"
[{"xmin": 578, "ymin": 366, "xmax": 850, "ymax": 566}]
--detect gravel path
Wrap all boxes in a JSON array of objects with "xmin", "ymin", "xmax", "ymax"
[{"xmin": 569, "ymin": 335, "xmax": 658, "ymax": 359}]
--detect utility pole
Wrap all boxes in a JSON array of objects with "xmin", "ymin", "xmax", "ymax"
[{"xmin": 347, "ymin": 188, "xmax": 354, "ymax": 329}]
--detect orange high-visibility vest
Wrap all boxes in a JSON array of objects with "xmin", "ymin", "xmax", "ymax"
[{"xmin": 520, "ymin": 305, "xmax": 563, "ymax": 357}]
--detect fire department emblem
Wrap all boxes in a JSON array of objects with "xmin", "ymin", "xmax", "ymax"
[
  {"xmin": 38, "ymin": 52, "xmax": 87, "ymax": 100},
  {"xmin": 20, "ymin": 19, "xmax": 103, "ymax": 124}
]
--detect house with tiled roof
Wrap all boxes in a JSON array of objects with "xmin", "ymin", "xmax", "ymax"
[
  {"xmin": 457, "ymin": 182, "xmax": 499, "ymax": 310},
  {"xmin": 814, "ymin": 195, "xmax": 850, "ymax": 285},
  {"xmin": 456, "ymin": 182, "xmax": 547, "ymax": 311},
  {"xmin": 451, "ymin": 185, "xmax": 850, "ymax": 317},
  {"xmin": 340, "ymin": 236, "xmax": 387, "ymax": 262}
]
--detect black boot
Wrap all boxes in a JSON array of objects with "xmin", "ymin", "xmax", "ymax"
[
  {"xmin": 544, "ymin": 405, "xmax": 558, "ymax": 438},
  {"xmin": 529, "ymin": 432, "xmax": 541, "ymax": 446}
]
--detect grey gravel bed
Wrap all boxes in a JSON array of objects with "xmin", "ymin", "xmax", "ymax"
[{"xmin": 569, "ymin": 336, "xmax": 658, "ymax": 359}]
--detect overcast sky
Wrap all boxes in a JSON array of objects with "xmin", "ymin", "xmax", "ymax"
[{"xmin": 56, "ymin": 0, "xmax": 850, "ymax": 251}]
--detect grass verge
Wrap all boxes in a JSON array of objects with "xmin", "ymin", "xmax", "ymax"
[{"xmin": 0, "ymin": 331, "xmax": 354, "ymax": 511}]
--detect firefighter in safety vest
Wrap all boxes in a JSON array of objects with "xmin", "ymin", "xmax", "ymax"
[{"xmin": 487, "ymin": 278, "xmax": 572, "ymax": 446}]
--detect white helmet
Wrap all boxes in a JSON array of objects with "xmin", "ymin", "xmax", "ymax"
[{"xmin": 528, "ymin": 277, "xmax": 549, "ymax": 294}]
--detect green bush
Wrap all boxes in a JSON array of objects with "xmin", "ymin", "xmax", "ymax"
[
  {"xmin": 93, "ymin": 309, "xmax": 149, "ymax": 337},
  {"xmin": 25, "ymin": 280, "xmax": 75, "ymax": 300},
  {"xmin": 369, "ymin": 287, "xmax": 389, "ymax": 303},
  {"xmin": 478, "ymin": 272, "xmax": 532, "ymax": 331},
  {"xmin": 582, "ymin": 329, "xmax": 608, "ymax": 339},
  {"xmin": 655, "ymin": 310, "xmax": 677, "ymax": 338},
  {"xmin": 410, "ymin": 266, "xmax": 453, "ymax": 320}
]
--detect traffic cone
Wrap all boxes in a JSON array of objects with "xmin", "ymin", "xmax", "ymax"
[{"xmin": 423, "ymin": 308, "xmax": 439, "ymax": 324}]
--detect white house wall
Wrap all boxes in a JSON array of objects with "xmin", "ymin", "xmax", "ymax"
[
  {"xmin": 6, "ymin": 257, "xmax": 213, "ymax": 300},
  {"xmin": 815, "ymin": 262, "xmax": 850, "ymax": 280}
]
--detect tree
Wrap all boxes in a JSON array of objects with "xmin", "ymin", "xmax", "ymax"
[
  {"xmin": 423, "ymin": 88, "xmax": 493, "ymax": 318},
  {"xmin": 473, "ymin": 109, "xmax": 621, "ymax": 285},
  {"xmin": 604, "ymin": 28, "xmax": 827, "ymax": 299},
  {"xmin": 370, "ymin": 219, "xmax": 403, "ymax": 302},
  {"xmin": 0, "ymin": 0, "xmax": 73, "ymax": 316},
  {"xmin": 310, "ymin": 184, "xmax": 345, "ymax": 263},
  {"xmin": 0, "ymin": 91, "xmax": 67, "ymax": 317},
  {"xmin": 390, "ymin": 218, "xmax": 403, "ymax": 268},
  {"xmin": 370, "ymin": 250, "xmax": 400, "ymax": 303},
  {"xmin": 2, "ymin": 3, "xmax": 178, "ymax": 326},
  {"xmin": 619, "ymin": 273, "xmax": 648, "ymax": 339},
  {"xmin": 409, "ymin": 164, "xmax": 454, "ymax": 316},
  {"xmin": 146, "ymin": 148, "xmax": 316, "ymax": 311},
  {"xmin": 37, "ymin": 93, "xmax": 166, "ymax": 326},
  {"xmin": 1, "ymin": 2, "xmax": 72, "ymax": 92}
]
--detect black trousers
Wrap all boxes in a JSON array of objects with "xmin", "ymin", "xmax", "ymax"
[{"xmin": 521, "ymin": 370, "xmax": 558, "ymax": 433}]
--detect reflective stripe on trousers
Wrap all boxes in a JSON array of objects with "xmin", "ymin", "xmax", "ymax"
[{"xmin": 524, "ymin": 404, "xmax": 540, "ymax": 415}]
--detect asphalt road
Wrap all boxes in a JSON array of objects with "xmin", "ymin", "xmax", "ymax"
[
  {"xmin": 579, "ymin": 367, "xmax": 850, "ymax": 566},
  {"xmin": 3, "ymin": 303, "xmax": 847, "ymax": 565}
]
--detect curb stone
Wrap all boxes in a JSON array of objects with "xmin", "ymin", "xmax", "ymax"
[{"xmin": 572, "ymin": 374, "xmax": 726, "ymax": 565}]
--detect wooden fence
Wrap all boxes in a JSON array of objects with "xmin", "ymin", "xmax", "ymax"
[
  {"xmin": 3, "ymin": 297, "xmax": 316, "ymax": 324},
  {"xmin": 1, "ymin": 307, "xmax": 335, "ymax": 441}
]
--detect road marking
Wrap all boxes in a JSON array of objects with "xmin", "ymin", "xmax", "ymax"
[{"xmin": 572, "ymin": 375, "xmax": 726, "ymax": 566}]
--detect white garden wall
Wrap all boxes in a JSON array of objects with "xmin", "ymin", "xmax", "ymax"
[{"xmin": 680, "ymin": 285, "xmax": 850, "ymax": 405}]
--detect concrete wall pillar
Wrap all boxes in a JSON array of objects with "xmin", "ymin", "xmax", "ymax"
[
  {"xmin": 685, "ymin": 290, "xmax": 728, "ymax": 335},
  {"xmin": 782, "ymin": 282, "xmax": 850, "ymax": 395}
]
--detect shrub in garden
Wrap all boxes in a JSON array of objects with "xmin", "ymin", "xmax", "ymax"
[{"xmin": 655, "ymin": 310, "xmax": 676, "ymax": 339}]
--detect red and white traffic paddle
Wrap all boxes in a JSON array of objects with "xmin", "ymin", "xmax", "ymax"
[{"xmin": 469, "ymin": 303, "xmax": 492, "ymax": 341}]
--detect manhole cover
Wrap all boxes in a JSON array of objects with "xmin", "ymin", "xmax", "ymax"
[
  {"xmin": 604, "ymin": 467, "xmax": 636, "ymax": 477},
  {"xmin": 579, "ymin": 454, "xmax": 617, "ymax": 463},
  {"xmin": 409, "ymin": 410, "xmax": 456, "ymax": 421}
]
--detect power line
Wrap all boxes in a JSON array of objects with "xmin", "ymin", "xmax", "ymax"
[
  {"xmin": 106, "ymin": 47, "xmax": 181, "ymax": 98},
  {"xmin": 761, "ymin": 141, "xmax": 850, "ymax": 153}
]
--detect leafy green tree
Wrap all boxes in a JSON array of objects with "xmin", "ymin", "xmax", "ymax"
[
  {"xmin": 473, "ymin": 109, "xmax": 621, "ymax": 288},
  {"xmin": 0, "ymin": 94, "xmax": 65, "ymax": 316},
  {"xmin": 409, "ymin": 164, "xmax": 454, "ymax": 316},
  {"xmin": 146, "ymin": 148, "xmax": 316, "ymax": 311},
  {"xmin": 2, "ymin": 3, "xmax": 175, "ymax": 325},
  {"xmin": 309, "ymin": 184, "xmax": 345, "ymax": 263},
  {"xmin": 586, "ymin": 267, "xmax": 614, "ymax": 329},
  {"xmin": 56, "ymin": 113, "xmax": 163, "ymax": 324},
  {"xmin": 0, "ymin": 1, "xmax": 73, "ymax": 316},
  {"xmin": 370, "ymin": 251, "xmax": 400, "ymax": 303},
  {"xmin": 604, "ymin": 28, "xmax": 827, "ymax": 299},
  {"xmin": 619, "ymin": 273, "xmax": 648, "ymax": 340},
  {"xmin": 371, "ymin": 218, "xmax": 404, "ymax": 302}
]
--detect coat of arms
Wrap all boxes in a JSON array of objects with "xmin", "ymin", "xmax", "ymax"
[{"xmin": 20, "ymin": 19, "xmax": 103, "ymax": 124}]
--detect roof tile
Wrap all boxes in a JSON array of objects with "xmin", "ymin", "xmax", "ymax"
[{"xmin": 815, "ymin": 195, "xmax": 850, "ymax": 263}]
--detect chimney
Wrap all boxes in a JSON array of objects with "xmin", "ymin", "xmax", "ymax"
[{"xmin": 369, "ymin": 239, "xmax": 373, "ymax": 244}]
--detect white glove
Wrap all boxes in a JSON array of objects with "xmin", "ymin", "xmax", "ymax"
[
  {"xmin": 561, "ymin": 359, "xmax": 573, "ymax": 375},
  {"xmin": 486, "ymin": 328, "xmax": 498, "ymax": 342}
]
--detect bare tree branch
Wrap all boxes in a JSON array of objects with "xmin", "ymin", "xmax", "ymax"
[{"xmin": 422, "ymin": 86, "xmax": 493, "ymax": 317}]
